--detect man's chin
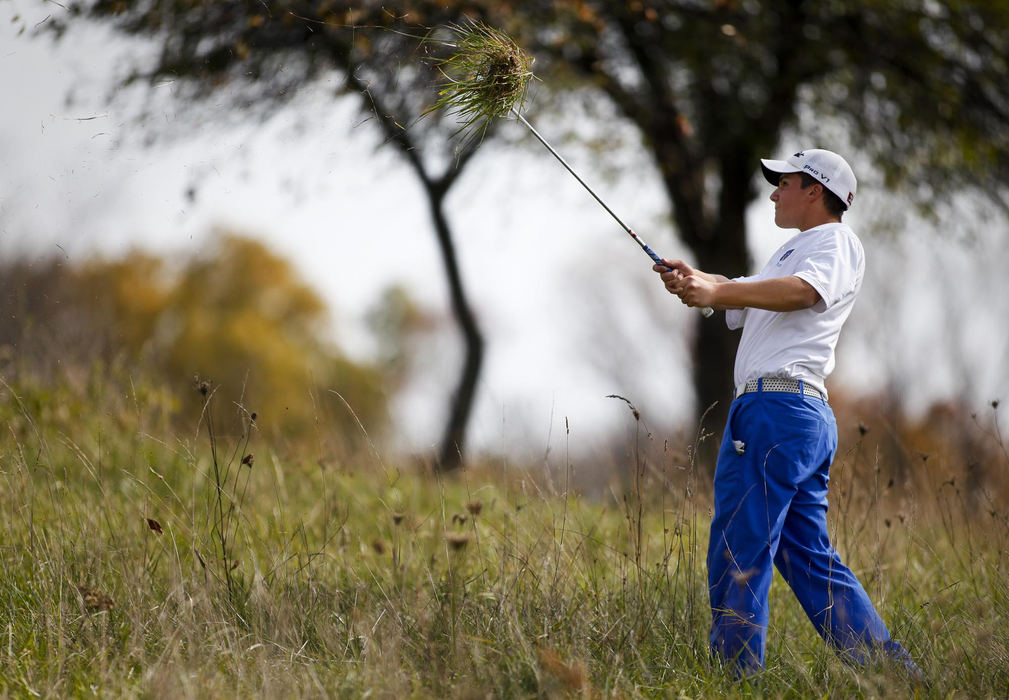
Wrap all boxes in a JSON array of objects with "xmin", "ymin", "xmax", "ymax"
[{"xmin": 774, "ymin": 214, "xmax": 797, "ymax": 230}]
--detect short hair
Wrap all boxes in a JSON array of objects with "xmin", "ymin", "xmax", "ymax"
[{"xmin": 798, "ymin": 172, "xmax": 846, "ymax": 219}]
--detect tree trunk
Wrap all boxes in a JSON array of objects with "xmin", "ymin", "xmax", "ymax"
[
  {"xmin": 655, "ymin": 141, "xmax": 754, "ymax": 472},
  {"xmin": 425, "ymin": 185, "xmax": 484, "ymax": 472},
  {"xmin": 350, "ymin": 68, "xmax": 486, "ymax": 472},
  {"xmin": 687, "ymin": 149, "xmax": 758, "ymax": 469},
  {"xmin": 690, "ymin": 230, "xmax": 747, "ymax": 471}
]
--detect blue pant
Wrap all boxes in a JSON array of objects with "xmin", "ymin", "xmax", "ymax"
[{"xmin": 707, "ymin": 385, "xmax": 909, "ymax": 673}]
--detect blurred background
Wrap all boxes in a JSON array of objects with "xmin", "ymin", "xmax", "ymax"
[{"xmin": 2, "ymin": 1, "xmax": 1007, "ymax": 489}]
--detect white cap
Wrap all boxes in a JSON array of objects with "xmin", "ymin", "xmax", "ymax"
[{"xmin": 760, "ymin": 149, "xmax": 857, "ymax": 210}]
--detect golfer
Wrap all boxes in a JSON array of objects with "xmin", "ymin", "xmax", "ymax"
[{"xmin": 654, "ymin": 149, "xmax": 919, "ymax": 676}]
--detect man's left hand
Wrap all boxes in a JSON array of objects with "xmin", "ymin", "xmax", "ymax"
[{"xmin": 675, "ymin": 276, "xmax": 718, "ymax": 308}]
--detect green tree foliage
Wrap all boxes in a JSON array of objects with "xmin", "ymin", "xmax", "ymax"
[
  {"xmin": 0, "ymin": 233, "xmax": 388, "ymax": 453},
  {"xmin": 516, "ymin": 1, "xmax": 1009, "ymax": 200}
]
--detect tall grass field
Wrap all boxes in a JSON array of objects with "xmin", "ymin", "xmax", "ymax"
[{"xmin": 1, "ymin": 367, "xmax": 1007, "ymax": 698}]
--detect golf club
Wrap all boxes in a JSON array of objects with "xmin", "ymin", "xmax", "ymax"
[
  {"xmin": 430, "ymin": 20, "xmax": 713, "ymax": 318},
  {"xmin": 512, "ymin": 109, "xmax": 714, "ymax": 318}
]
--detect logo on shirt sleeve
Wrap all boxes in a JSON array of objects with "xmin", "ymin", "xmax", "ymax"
[{"xmin": 776, "ymin": 249, "xmax": 795, "ymax": 266}]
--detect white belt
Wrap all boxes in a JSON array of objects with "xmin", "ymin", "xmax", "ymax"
[{"xmin": 735, "ymin": 377, "xmax": 827, "ymax": 401}]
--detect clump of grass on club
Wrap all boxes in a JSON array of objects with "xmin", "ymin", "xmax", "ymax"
[
  {"xmin": 425, "ymin": 20, "xmax": 535, "ymax": 143},
  {"xmin": 426, "ymin": 20, "xmax": 717, "ymax": 316}
]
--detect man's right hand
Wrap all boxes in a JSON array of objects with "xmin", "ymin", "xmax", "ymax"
[{"xmin": 653, "ymin": 259, "xmax": 693, "ymax": 298}]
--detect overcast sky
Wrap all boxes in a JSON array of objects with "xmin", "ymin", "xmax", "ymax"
[{"xmin": 3, "ymin": 0, "xmax": 1006, "ymax": 460}]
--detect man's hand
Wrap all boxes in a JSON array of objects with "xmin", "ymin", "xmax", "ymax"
[
  {"xmin": 652, "ymin": 259, "xmax": 722, "ymax": 308},
  {"xmin": 653, "ymin": 259, "xmax": 821, "ymax": 313},
  {"xmin": 675, "ymin": 275, "xmax": 719, "ymax": 309}
]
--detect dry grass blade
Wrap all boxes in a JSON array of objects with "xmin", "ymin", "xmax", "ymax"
[{"xmin": 426, "ymin": 21, "xmax": 536, "ymax": 141}]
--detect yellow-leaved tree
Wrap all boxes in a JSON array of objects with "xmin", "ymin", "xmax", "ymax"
[{"xmin": 4, "ymin": 231, "xmax": 389, "ymax": 457}]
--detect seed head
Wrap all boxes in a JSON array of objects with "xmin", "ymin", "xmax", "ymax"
[
  {"xmin": 193, "ymin": 375, "xmax": 211, "ymax": 397},
  {"xmin": 731, "ymin": 567, "xmax": 758, "ymax": 585},
  {"xmin": 77, "ymin": 585, "xmax": 114, "ymax": 612},
  {"xmin": 607, "ymin": 394, "xmax": 641, "ymax": 421},
  {"xmin": 445, "ymin": 532, "xmax": 471, "ymax": 551}
]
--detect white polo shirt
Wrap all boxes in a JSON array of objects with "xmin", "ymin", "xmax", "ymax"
[{"xmin": 724, "ymin": 222, "xmax": 864, "ymax": 396}]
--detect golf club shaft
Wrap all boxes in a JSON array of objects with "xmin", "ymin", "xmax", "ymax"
[{"xmin": 512, "ymin": 110, "xmax": 714, "ymax": 318}]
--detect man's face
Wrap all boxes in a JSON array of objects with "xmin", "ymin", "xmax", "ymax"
[{"xmin": 769, "ymin": 172, "xmax": 809, "ymax": 229}]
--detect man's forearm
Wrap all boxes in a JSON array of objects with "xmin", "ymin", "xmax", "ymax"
[{"xmin": 711, "ymin": 276, "xmax": 819, "ymax": 312}]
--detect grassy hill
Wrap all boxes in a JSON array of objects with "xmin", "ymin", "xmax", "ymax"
[{"xmin": 1, "ymin": 368, "xmax": 1007, "ymax": 697}]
